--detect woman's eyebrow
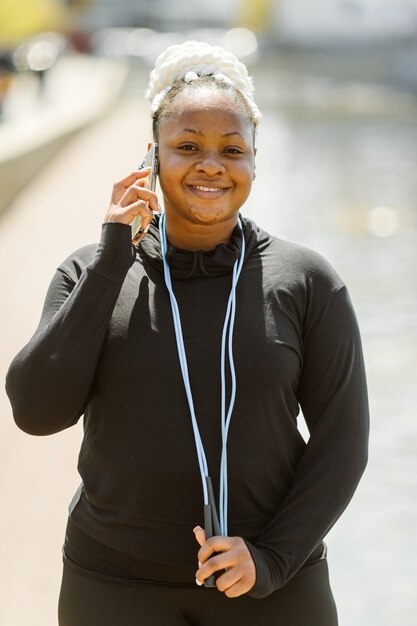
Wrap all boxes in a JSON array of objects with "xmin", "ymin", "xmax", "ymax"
[
  {"xmin": 176, "ymin": 128, "xmax": 203, "ymax": 136},
  {"xmin": 222, "ymin": 131, "xmax": 244, "ymax": 138},
  {"xmin": 176, "ymin": 128, "xmax": 245, "ymax": 139}
]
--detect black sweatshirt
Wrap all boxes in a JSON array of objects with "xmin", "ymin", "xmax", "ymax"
[{"xmin": 5, "ymin": 216, "xmax": 369, "ymax": 598}]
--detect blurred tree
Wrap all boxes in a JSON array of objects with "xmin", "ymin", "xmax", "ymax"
[
  {"xmin": 62, "ymin": 0, "xmax": 91, "ymax": 6},
  {"xmin": 235, "ymin": 0, "xmax": 275, "ymax": 32},
  {"xmin": 0, "ymin": 0, "xmax": 65, "ymax": 47},
  {"xmin": 59, "ymin": 0, "xmax": 92, "ymax": 52},
  {"xmin": 0, "ymin": 51, "xmax": 14, "ymax": 119}
]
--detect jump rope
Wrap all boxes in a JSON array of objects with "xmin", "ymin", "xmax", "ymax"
[{"xmin": 158, "ymin": 211, "xmax": 246, "ymax": 586}]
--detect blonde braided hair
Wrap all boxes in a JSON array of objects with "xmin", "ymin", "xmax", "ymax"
[{"xmin": 146, "ymin": 40, "xmax": 262, "ymax": 127}]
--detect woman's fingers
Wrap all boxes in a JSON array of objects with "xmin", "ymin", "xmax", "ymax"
[
  {"xmin": 194, "ymin": 534, "xmax": 256, "ymax": 597},
  {"xmin": 214, "ymin": 568, "xmax": 243, "ymax": 594},
  {"xmin": 125, "ymin": 198, "xmax": 154, "ymax": 229},
  {"xmin": 195, "ymin": 543, "xmax": 237, "ymax": 582},
  {"xmin": 111, "ymin": 168, "xmax": 151, "ymax": 205},
  {"xmin": 104, "ymin": 169, "xmax": 159, "ymax": 227},
  {"xmin": 120, "ymin": 184, "xmax": 159, "ymax": 213},
  {"xmin": 221, "ymin": 575, "xmax": 255, "ymax": 598},
  {"xmin": 197, "ymin": 534, "xmax": 235, "ymax": 563},
  {"xmin": 104, "ymin": 197, "xmax": 154, "ymax": 227},
  {"xmin": 193, "ymin": 526, "xmax": 206, "ymax": 547}
]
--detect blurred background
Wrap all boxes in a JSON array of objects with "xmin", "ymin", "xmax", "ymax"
[{"xmin": 0, "ymin": 1, "xmax": 416, "ymax": 624}]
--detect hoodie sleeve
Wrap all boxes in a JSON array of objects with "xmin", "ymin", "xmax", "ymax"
[
  {"xmin": 244, "ymin": 285, "xmax": 370, "ymax": 598},
  {"xmin": 5, "ymin": 222, "xmax": 135, "ymax": 436}
]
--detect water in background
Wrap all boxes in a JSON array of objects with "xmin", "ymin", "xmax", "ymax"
[{"xmin": 245, "ymin": 63, "xmax": 417, "ymax": 626}]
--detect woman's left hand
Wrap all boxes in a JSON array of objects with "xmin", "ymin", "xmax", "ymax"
[{"xmin": 193, "ymin": 526, "xmax": 256, "ymax": 597}]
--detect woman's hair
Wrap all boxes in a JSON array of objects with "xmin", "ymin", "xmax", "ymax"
[{"xmin": 146, "ymin": 41, "xmax": 262, "ymax": 141}]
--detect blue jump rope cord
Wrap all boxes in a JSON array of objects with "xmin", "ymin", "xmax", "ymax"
[{"xmin": 159, "ymin": 213, "xmax": 245, "ymax": 536}]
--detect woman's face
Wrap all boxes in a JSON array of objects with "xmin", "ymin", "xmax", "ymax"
[{"xmin": 157, "ymin": 88, "xmax": 256, "ymax": 229}]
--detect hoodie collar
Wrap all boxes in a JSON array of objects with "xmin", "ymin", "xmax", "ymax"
[{"xmin": 138, "ymin": 214, "xmax": 272, "ymax": 280}]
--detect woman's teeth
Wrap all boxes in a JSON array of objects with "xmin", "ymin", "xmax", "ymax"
[{"xmin": 192, "ymin": 186, "xmax": 222, "ymax": 192}]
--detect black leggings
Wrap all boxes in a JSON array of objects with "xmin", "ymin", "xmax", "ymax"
[{"xmin": 58, "ymin": 558, "xmax": 338, "ymax": 626}]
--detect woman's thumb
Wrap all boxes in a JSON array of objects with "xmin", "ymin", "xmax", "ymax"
[{"xmin": 193, "ymin": 525, "xmax": 206, "ymax": 546}]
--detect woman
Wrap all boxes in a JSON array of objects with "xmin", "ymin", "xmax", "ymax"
[{"xmin": 6, "ymin": 41, "xmax": 369, "ymax": 625}]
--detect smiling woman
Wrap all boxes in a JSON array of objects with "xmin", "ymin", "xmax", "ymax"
[
  {"xmin": 5, "ymin": 41, "xmax": 369, "ymax": 626},
  {"xmin": 148, "ymin": 46, "xmax": 260, "ymax": 249},
  {"xmin": 157, "ymin": 91, "xmax": 256, "ymax": 247}
]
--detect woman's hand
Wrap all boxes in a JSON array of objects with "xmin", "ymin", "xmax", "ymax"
[
  {"xmin": 104, "ymin": 169, "xmax": 159, "ymax": 241},
  {"xmin": 193, "ymin": 526, "xmax": 256, "ymax": 598}
]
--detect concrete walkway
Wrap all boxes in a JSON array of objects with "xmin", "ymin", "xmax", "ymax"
[
  {"xmin": 0, "ymin": 95, "xmax": 150, "ymax": 626},
  {"xmin": 0, "ymin": 54, "xmax": 128, "ymax": 213}
]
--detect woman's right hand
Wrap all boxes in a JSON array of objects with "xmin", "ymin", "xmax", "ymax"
[{"xmin": 104, "ymin": 169, "xmax": 159, "ymax": 237}]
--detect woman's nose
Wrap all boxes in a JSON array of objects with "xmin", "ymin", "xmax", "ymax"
[{"xmin": 195, "ymin": 154, "xmax": 225, "ymax": 176}]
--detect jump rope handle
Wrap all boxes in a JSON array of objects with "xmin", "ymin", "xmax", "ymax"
[{"xmin": 203, "ymin": 477, "xmax": 223, "ymax": 588}]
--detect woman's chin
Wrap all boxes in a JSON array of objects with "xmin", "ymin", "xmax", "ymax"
[{"xmin": 186, "ymin": 205, "xmax": 236, "ymax": 226}]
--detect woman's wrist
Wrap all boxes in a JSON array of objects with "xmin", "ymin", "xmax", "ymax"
[
  {"xmin": 88, "ymin": 222, "xmax": 136, "ymax": 283},
  {"xmin": 242, "ymin": 539, "xmax": 275, "ymax": 599}
]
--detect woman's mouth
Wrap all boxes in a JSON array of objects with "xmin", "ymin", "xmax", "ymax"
[
  {"xmin": 193, "ymin": 185, "xmax": 221, "ymax": 192},
  {"xmin": 188, "ymin": 185, "xmax": 229, "ymax": 199}
]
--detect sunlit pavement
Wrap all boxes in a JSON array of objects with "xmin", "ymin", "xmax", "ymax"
[
  {"xmin": 0, "ymin": 59, "xmax": 416, "ymax": 626},
  {"xmin": 0, "ymin": 93, "xmax": 150, "ymax": 626},
  {"xmin": 0, "ymin": 54, "xmax": 128, "ymax": 213}
]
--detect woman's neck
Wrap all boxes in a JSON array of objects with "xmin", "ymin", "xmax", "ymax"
[{"xmin": 164, "ymin": 214, "xmax": 238, "ymax": 251}]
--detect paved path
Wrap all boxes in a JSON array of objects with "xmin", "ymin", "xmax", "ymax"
[{"xmin": 0, "ymin": 97, "xmax": 150, "ymax": 626}]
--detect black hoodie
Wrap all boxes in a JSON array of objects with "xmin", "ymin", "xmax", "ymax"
[{"xmin": 5, "ymin": 215, "xmax": 369, "ymax": 598}]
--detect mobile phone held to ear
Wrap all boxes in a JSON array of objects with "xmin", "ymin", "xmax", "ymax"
[{"xmin": 131, "ymin": 143, "xmax": 159, "ymax": 245}]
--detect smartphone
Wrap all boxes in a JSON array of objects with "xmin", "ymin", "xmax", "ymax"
[{"xmin": 131, "ymin": 143, "xmax": 159, "ymax": 245}]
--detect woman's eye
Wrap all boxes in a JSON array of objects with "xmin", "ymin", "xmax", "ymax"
[
  {"xmin": 225, "ymin": 148, "xmax": 244, "ymax": 155},
  {"xmin": 178, "ymin": 144, "xmax": 197, "ymax": 151}
]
